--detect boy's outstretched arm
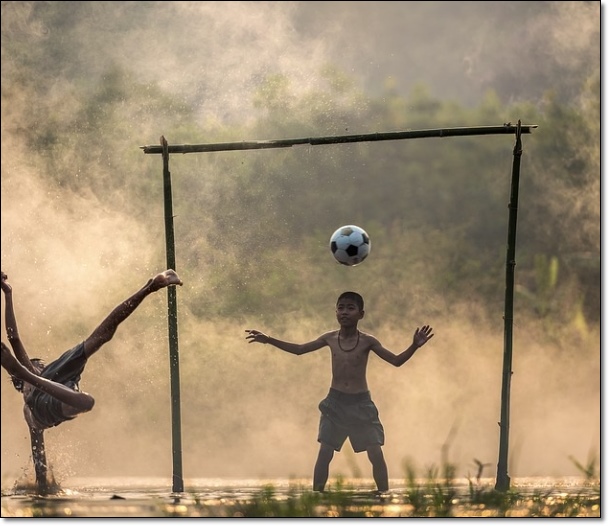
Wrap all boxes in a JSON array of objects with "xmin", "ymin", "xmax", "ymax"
[
  {"xmin": 371, "ymin": 325, "xmax": 434, "ymax": 367},
  {"xmin": 245, "ymin": 329, "xmax": 327, "ymax": 355},
  {"xmin": 1, "ymin": 272, "xmax": 35, "ymax": 371}
]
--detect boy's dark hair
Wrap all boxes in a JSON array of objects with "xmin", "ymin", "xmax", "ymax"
[
  {"xmin": 10, "ymin": 375, "xmax": 24, "ymax": 392},
  {"xmin": 10, "ymin": 358, "xmax": 45, "ymax": 393},
  {"xmin": 337, "ymin": 291, "xmax": 364, "ymax": 311}
]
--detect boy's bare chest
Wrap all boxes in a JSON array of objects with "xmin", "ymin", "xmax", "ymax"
[{"xmin": 330, "ymin": 344, "xmax": 369, "ymax": 367}]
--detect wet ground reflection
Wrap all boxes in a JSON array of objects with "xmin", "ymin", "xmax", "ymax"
[{"xmin": 1, "ymin": 477, "xmax": 600, "ymax": 517}]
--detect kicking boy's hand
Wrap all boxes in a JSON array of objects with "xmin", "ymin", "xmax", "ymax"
[
  {"xmin": 413, "ymin": 325, "xmax": 434, "ymax": 348},
  {"xmin": 0, "ymin": 272, "xmax": 11, "ymax": 294}
]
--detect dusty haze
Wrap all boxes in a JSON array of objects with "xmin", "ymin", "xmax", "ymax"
[{"xmin": 1, "ymin": 1, "xmax": 600, "ymax": 489}]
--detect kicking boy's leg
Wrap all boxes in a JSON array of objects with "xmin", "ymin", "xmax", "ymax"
[
  {"xmin": 29, "ymin": 427, "xmax": 49, "ymax": 492},
  {"xmin": 83, "ymin": 270, "xmax": 182, "ymax": 359}
]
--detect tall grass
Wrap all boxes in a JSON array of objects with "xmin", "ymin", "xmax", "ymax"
[
  {"xmin": 174, "ymin": 455, "xmax": 600, "ymax": 518},
  {"xmin": 3, "ymin": 457, "xmax": 599, "ymax": 517}
]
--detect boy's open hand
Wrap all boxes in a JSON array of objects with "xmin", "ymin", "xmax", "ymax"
[
  {"xmin": 413, "ymin": 325, "xmax": 434, "ymax": 348},
  {"xmin": 245, "ymin": 329, "xmax": 270, "ymax": 344}
]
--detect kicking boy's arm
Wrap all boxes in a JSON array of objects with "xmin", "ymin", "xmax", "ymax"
[
  {"xmin": 1, "ymin": 273, "xmax": 35, "ymax": 371},
  {"xmin": 245, "ymin": 329, "xmax": 328, "ymax": 355},
  {"xmin": 1, "ymin": 342, "xmax": 95, "ymax": 412},
  {"xmin": 371, "ymin": 325, "xmax": 434, "ymax": 367}
]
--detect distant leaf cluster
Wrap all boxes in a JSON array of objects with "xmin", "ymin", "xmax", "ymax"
[{"xmin": 0, "ymin": 2, "xmax": 599, "ymax": 336}]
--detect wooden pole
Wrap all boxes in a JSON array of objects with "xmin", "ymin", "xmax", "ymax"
[
  {"xmin": 495, "ymin": 121, "xmax": 524, "ymax": 491},
  {"xmin": 141, "ymin": 124, "xmax": 536, "ymax": 154},
  {"xmin": 161, "ymin": 136, "xmax": 184, "ymax": 494}
]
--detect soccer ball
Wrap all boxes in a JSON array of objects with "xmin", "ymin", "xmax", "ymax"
[{"xmin": 329, "ymin": 225, "xmax": 371, "ymax": 266}]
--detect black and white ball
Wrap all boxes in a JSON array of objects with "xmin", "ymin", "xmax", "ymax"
[{"xmin": 329, "ymin": 225, "xmax": 371, "ymax": 266}]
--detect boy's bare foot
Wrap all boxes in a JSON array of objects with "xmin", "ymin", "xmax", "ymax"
[{"xmin": 150, "ymin": 270, "xmax": 183, "ymax": 291}]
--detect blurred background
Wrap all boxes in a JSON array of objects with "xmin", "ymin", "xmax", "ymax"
[{"xmin": 1, "ymin": 1, "xmax": 600, "ymax": 486}]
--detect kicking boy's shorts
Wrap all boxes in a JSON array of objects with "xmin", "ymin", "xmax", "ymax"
[
  {"xmin": 26, "ymin": 342, "xmax": 88, "ymax": 429},
  {"xmin": 317, "ymin": 388, "xmax": 385, "ymax": 453}
]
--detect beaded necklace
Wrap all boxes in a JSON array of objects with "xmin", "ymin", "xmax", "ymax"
[{"xmin": 338, "ymin": 330, "xmax": 360, "ymax": 352}]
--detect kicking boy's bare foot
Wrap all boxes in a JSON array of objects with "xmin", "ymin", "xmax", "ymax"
[{"xmin": 150, "ymin": 270, "xmax": 183, "ymax": 291}]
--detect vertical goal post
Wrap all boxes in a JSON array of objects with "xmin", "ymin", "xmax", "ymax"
[{"xmin": 142, "ymin": 121, "xmax": 537, "ymax": 493}]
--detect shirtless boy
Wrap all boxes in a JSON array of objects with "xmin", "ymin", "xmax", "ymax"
[
  {"xmin": 1, "ymin": 269, "xmax": 183, "ymax": 493},
  {"xmin": 245, "ymin": 291, "xmax": 434, "ymax": 493}
]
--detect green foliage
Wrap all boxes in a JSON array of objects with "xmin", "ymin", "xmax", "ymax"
[
  {"xmin": 568, "ymin": 450, "xmax": 599, "ymax": 482},
  {"xmin": 9, "ymin": 476, "xmax": 600, "ymax": 518},
  {"xmin": 0, "ymin": 1, "xmax": 600, "ymax": 336}
]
